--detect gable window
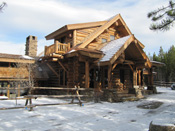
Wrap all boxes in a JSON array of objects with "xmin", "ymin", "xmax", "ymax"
[
  {"xmin": 102, "ymin": 38, "xmax": 107, "ymax": 43},
  {"xmin": 110, "ymin": 35, "xmax": 115, "ymax": 41}
]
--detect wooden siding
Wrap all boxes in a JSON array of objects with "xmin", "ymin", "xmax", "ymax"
[{"xmin": 75, "ymin": 27, "xmax": 98, "ymax": 46}]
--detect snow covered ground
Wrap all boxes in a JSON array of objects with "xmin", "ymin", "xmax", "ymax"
[{"xmin": 0, "ymin": 87, "xmax": 175, "ymax": 131}]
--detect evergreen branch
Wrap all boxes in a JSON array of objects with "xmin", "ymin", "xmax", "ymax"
[
  {"xmin": 0, "ymin": 2, "xmax": 7, "ymax": 12},
  {"xmin": 148, "ymin": 1, "xmax": 175, "ymax": 18},
  {"xmin": 170, "ymin": 0, "xmax": 175, "ymax": 9},
  {"xmin": 148, "ymin": 7, "xmax": 166, "ymax": 18},
  {"xmin": 166, "ymin": 9, "xmax": 175, "ymax": 16},
  {"xmin": 150, "ymin": 18, "xmax": 174, "ymax": 31},
  {"xmin": 148, "ymin": 0, "xmax": 175, "ymax": 31},
  {"xmin": 151, "ymin": 12, "xmax": 167, "ymax": 21}
]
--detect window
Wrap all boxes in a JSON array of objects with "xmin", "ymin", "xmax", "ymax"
[
  {"xmin": 110, "ymin": 35, "xmax": 115, "ymax": 41},
  {"xmin": 60, "ymin": 36, "xmax": 66, "ymax": 43},
  {"xmin": 102, "ymin": 38, "xmax": 107, "ymax": 43}
]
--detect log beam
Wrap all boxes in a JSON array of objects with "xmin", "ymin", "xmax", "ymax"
[
  {"xmin": 58, "ymin": 60, "xmax": 68, "ymax": 73},
  {"xmin": 128, "ymin": 64, "xmax": 134, "ymax": 72},
  {"xmin": 46, "ymin": 63, "xmax": 59, "ymax": 77},
  {"xmin": 73, "ymin": 30, "xmax": 77, "ymax": 46}
]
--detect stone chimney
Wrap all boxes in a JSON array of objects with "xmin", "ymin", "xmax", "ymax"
[{"xmin": 25, "ymin": 35, "xmax": 37, "ymax": 57}]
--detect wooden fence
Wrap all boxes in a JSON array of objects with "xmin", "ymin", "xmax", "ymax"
[
  {"xmin": 153, "ymin": 81, "xmax": 175, "ymax": 87},
  {"xmin": 0, "ymin": 86, "xmax": 88, "ymax": 111}
]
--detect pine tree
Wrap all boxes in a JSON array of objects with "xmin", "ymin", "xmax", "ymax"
[
  {"xmin": 158, "ymin": 46, "xmax": 164, "ymax": 61},
  {"xmin": 153, "ymin": 52, "xmax": 159, "ymax": 61},
  {"xmin": 148, "ymin": 0, "xmax": 175, "ymax": 31},
  {"xmin": 167, "ymin": 45, "xmax": 175, "ymax": 81}
]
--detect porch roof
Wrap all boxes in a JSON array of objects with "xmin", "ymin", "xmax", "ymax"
[
  {"xmin": 99, "ymin": 35, "xmax": 132, "ymax": 62},
  {"xmin": 151, "ymin": 60, "xmax": 165, "ymax": 67}
]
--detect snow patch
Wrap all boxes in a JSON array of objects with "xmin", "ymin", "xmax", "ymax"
[{"xmin": 0, "ymin": 87, "xmax": 175, "ymax": 131}]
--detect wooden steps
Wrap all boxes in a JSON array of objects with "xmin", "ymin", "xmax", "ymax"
[{"xmin": 47, "ymin": 62, "xmax": 60, "ymax": 87}]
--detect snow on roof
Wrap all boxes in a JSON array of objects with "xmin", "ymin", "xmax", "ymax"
[
  {"xmin": 0, "ymin": 53, "xmax": 34, "ymax": 60},
  {"xmin": 151, "ymin": 60, "xmax": 165, "ymax": 65},
  {"xmin": 21, "ymin": 55, "xmax": 34, "ymax": 60},
  {"xmin": 99, "ymin": 35, "xmax": 131, "ymax": 62},
  {"xmin": 68, "ymin": 49, "xmax": 76, "ymax": 53}
]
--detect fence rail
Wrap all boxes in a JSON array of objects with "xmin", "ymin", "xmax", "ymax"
[{"xmin": 153, "ymin": 81, "xmax": 175, "ymax": 87}]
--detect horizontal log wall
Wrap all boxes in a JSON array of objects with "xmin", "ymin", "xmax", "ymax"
[
  {"xmin": 76, "ymin": 27, "xmax": 98, "ymax": 45},
  {"xmin": 67, "ymin": 57, "xmax": 79, "ymax": 88},
  {"xmin": 124, "ymin": 69, "xmax": 132, "ymax": 88},
  {"xmin": 78, "ymin": 62, "xmax": 85, "ymax": 88},
  {"xmin": 112, "ymin": 68, "xmax": 120, "ymax": 88},
  {"xmin": 0, "ymin": 67, "xmax": 29, "ymax": 79}
]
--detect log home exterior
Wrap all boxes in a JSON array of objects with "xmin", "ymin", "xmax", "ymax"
[{"xmin": 43, "ymin": 14, "xmax": 154, "ymax": 98}]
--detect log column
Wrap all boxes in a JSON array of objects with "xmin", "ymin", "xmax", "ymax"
[
  {"xmin": 133, "ymin": 68, "xmax": 137, "ymax": 86},
  {"xmin": 108, "ymin": 65, "xmax": 112, "ymax": 89},
  {"xmin": 148, "ymin": 68, "xmax": 153, "ymax": 86},
  {"xmin": 55, "ymin": 40, "xmax": 59, "ymax": 53},
  {"xmin": 138, "ymin": 70, "xmax": 141, "ymax": 86},
  {"xmin": 85, "ymin": 60, "xmax": 89, "ymax": 88}
]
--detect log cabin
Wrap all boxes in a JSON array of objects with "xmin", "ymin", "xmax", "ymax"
[
  {"xmin": 0, "ymin": 14, "xmax": 156, "ymax": 101},
  {"xmin": 0, "ymin": 36, "xmax": 49, "ymax": 98},
  {"xmin": 0, "ymin": 53, "xmax": 35, "ymax": 97},
  {"xmin": 42, "ymin": 14, "xmax": 154, "ymax": 99}
]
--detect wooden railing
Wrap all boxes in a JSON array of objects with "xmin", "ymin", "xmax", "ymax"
[
  {"xmin": 44, "ymin": 44, "xmax": 55, "ymax": 56},
  {"xmin": 45, "ymin": 41, "xmax": 70, "ymax": 56},
  {"xmin": 0, "ymin": 67, "xmax": 29, "ymax": 79}
]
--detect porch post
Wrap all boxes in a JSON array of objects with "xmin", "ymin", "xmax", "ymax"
[
  {"xmin": 55, "ymin": 40, "xmax": 59, "ymax": 53},
  {"xmin": 85, "ymin": 61, "xmax": 89, "ymax": 88},
  {"xmin": 133, "ymin": 68, "xmax": 137, "ymax": 86},
  {"xmin": 138, "ymin": 70, "xmax": 141, "ymax": 86},
  {"xmin": 7, "ymin": 84, "xmax": 10, "ymax": 98},
  {"xmin": 148, "ymin": 68, "xmax": 153, "ymax": 86},
  {"xmin": 108, "ymin": 64, "xmax": 112, "ymax": 89}
]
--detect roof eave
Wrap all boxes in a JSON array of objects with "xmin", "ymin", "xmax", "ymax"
[
  {"xmin": 45, "ymin": 25, "xmax": 68, "ymax": 40},
  {"xmin": 45, "ymin": 21, "xmax": 107, "ymax": 40}
]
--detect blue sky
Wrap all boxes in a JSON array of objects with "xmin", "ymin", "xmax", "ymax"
[{"xmin": 0, "ymin": 0, "xmax": 174, "ymax": 56}]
